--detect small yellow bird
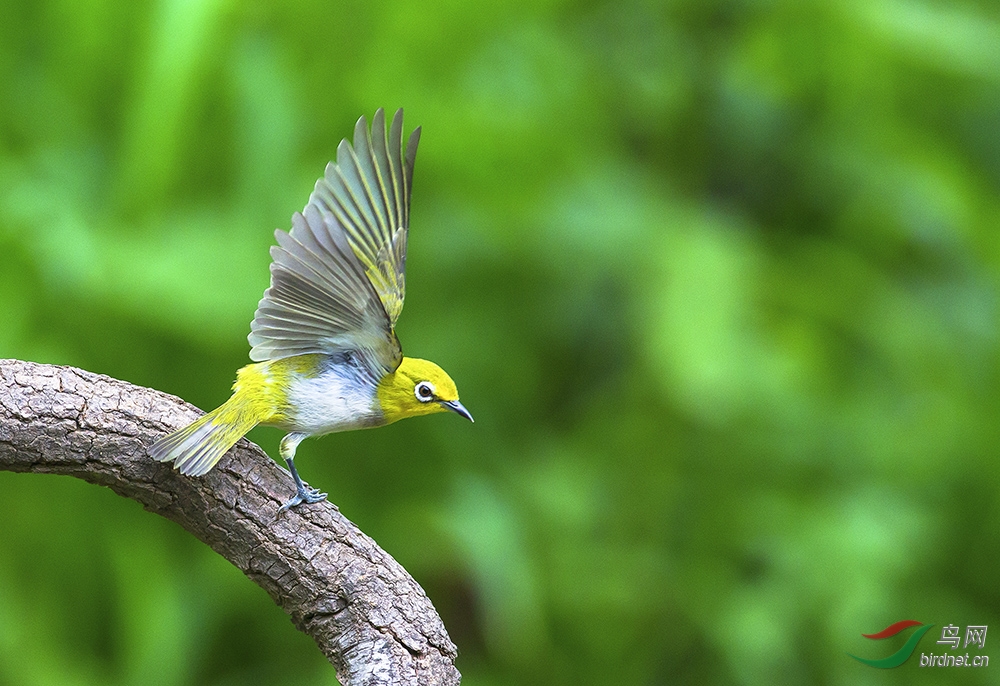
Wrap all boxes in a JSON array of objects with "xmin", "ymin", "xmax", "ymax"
[{"xmin": 149, "ymin": 108, "xmax": 472, "ymax": 510}]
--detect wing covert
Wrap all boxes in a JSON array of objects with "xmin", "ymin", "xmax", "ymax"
[{"xmin": 248, "ymin": 204, "xmax": 401, "ymax": 372}]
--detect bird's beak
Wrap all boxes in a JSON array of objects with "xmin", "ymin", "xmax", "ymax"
[{"xmin": 440, "ymin": 399, "xmax": 474, "ymax": 423}]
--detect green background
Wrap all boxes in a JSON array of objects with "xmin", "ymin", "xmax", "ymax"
[{"xmin": 1, "ymin": 0, "xmax": 998, "ymax": 684}]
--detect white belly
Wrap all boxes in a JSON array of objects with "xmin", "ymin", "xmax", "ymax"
[{"xmin": 282, "ymin": 367, "xmax": 382, "ymax": 436}]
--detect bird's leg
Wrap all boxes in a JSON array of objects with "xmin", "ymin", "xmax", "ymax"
[{"xmin": 278, "ymin": 432, "xmax": 327, "ymax": 511}]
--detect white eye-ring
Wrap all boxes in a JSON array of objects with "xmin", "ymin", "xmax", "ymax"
[{"xmin": 415, "ymin": 381, "xmax": 435, "ymax": 403}]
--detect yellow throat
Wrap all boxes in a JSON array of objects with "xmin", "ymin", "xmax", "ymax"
[{"xmin": 377, "ymin": 357, "xmax": 463, "ymax": 425}]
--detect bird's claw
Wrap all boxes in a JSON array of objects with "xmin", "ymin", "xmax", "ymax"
[{"xmin": 279, "ymin": 486, "xmax": 328, "ymax": 512}]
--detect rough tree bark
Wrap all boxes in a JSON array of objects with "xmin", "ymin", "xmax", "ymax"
[{"xmin": 0, "ymin": 359, "xmax": 460, "ymax": 686}]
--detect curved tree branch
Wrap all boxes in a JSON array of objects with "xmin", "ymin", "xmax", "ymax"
[{"xmin": 0, "ymin": 359, "xmax": 460, "ymax": 686}]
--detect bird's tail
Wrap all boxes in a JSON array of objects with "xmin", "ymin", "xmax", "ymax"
[{"xmin": 149, "ymin": 393, "xmax": 260, "ymax": 476}]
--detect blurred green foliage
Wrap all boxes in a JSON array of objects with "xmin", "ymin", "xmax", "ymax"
[{"xmin": 2, "ymin": 0, "xmax": 1000, "ymax": 684}]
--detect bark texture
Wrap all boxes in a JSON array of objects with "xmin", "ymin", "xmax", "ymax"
[{"xmin": 0, "ymin": 359, "xmax": 460, "ymax": 686}]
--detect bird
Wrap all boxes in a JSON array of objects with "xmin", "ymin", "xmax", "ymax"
[{"xmin": 149, "ymin": 108, "xmax": 473, "ymax": 511}]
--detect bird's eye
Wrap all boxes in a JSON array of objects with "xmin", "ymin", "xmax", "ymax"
[{"xmin": 415, "ymin": 381, "xmax": 435, "ymax": 402}]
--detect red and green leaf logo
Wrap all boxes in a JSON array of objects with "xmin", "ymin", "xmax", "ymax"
[{"xmin": 849, "ymin": 620, "xmax": 935, "ymax": 668}]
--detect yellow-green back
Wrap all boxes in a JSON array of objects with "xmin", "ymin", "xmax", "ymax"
[{"xmin": 232, "ymin": 354, "xmax": 325, "ymax": 426}]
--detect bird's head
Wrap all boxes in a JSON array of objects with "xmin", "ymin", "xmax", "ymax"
[{"xmin": 377, "ymin": 357, "xmax": 474, "ymax": 425}]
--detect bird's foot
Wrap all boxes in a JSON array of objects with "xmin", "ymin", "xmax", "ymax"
[{"xmin": 279, "ymin": 485, "xmax": 328, "ymax": 512}]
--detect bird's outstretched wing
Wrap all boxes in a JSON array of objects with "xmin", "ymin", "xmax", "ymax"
[
  {"xmin": 247, "ymin": 109, "xmax": 419, "ymax": 372},
  {"xmin": 308, "ymin": 107, "xmax": 420, "ymax": 327}
]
